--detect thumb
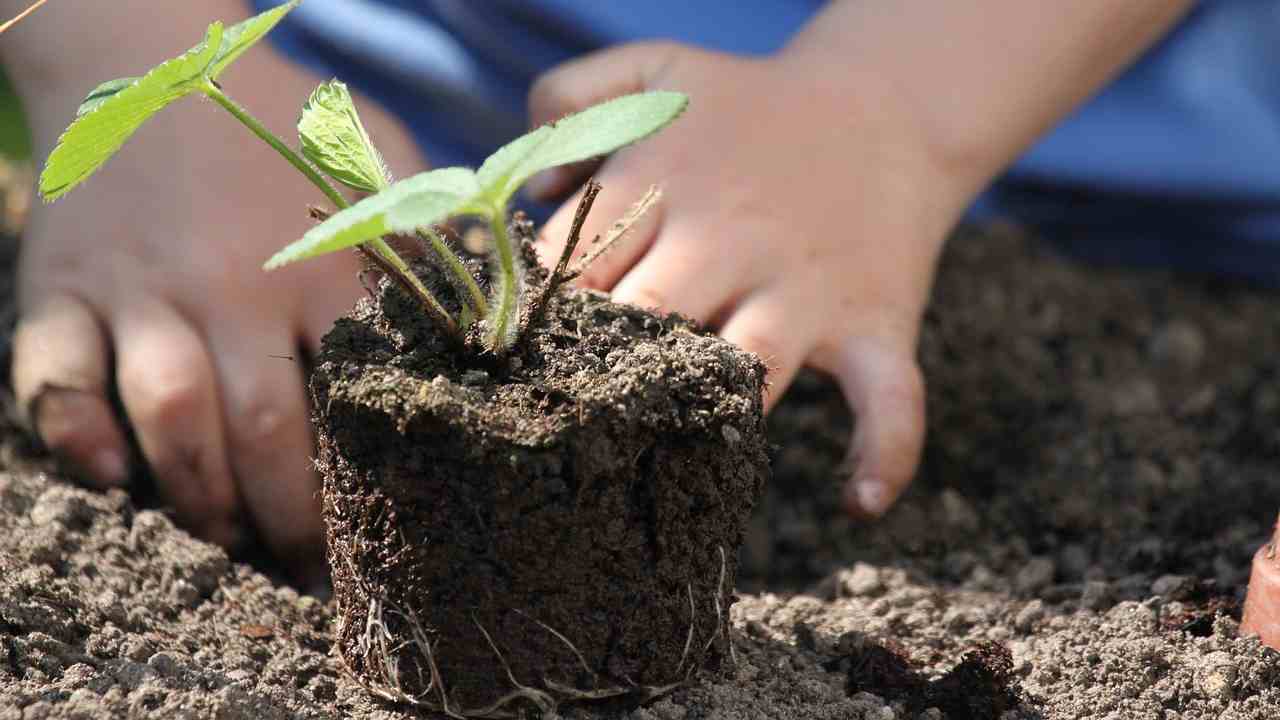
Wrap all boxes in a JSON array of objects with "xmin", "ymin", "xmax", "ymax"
[
  {"xmin": 827, "ymin": 339, "xmax": 927, "ymax": 519},
  {"xmin": 526, "ymin": 41, "xmax": 684, "ymax": 199}
]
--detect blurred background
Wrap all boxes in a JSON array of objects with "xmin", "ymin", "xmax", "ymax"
[{"xmin": 0, "ymin": 62, "xmax": 31, "ymax": 236}]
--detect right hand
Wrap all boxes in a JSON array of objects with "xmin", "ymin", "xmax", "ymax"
[{"xmin": 8, "ymin": 17, "xmax": 427, "ymax": 584}]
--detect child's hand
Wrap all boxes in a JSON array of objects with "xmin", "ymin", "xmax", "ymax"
[
  {"xmin": 7, "ymin": 3, "xmax": 427, "ymax": 583},
  {"xmin": 529, "ymin": 0, "xmax": 1192, "ymax": 518},
  {"xmin": 528, "ymin": 44, "xmax": 969, "ymax": 517}
]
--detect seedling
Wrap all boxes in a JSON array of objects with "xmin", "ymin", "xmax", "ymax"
[{"xmin": 39, "ymin": 0, "xmax": 686, "ymax": 352}]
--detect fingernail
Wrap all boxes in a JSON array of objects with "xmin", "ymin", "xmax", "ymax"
[
  {"xmin": 91, "ymin": 448, "xmax": 128, "ymax": 486},
  {"xmin": 855, "ymin": 478, "xmax": 890, "ymax": 516}
]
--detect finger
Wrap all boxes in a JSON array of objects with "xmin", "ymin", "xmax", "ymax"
[
  {"xmin": 526, "ymin": 42, "xmax": 684, "ymax": 202},
  {"xmin": 298, "ymin": 254, "xmax": 365, "ymax": 353},
  {"xmin": 524, "ymin": 159, "xmax": 603, "ymax": 203},
  {"xmin": 528, "ymin": 41, "xmax": 683, "ymax": 128},
  {"xmin": 610, "ymin": 228, "xmax": 751, "ymax": 324},
  {"xmin": 112, "ymin": 300, "xmax": 242, "ymax": 549},
  {"xmin": 208, "ymin": 318, "xmax": 325, "ymax": 584},
  {"xmin": 718, "ymin": 291, "xmax": 813, "ymax": 413},
  {"xmin": 537, "ymin": 179, "xmax": 663, "ymax": 290},
  {"xmin": 12, "ymin": 293, "xmax": 130, "ymax": 487},
  {"xmin": 825, "ymin": 339, "xmax": 926, "ymax": 519}
]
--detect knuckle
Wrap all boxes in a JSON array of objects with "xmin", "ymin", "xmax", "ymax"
[
  {"xmin": 227, "ymin": 394, "xmax": 302, "ymax": 451},
  {"xmin": 529, "ymin": 71, "xmax": 571, "ymax": 119},
  {"xmin": 124, "ymin": 367, "xmax": 208, "ymax": 431}
]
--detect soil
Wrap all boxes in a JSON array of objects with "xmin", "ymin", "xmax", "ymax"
[
  {"xmin": 312, "ymin": 228, "xmax": 769, "ymax": 712},
  {"xmin": 2, "ymin": 223, "xmax": 1279, "ymax": 719}
]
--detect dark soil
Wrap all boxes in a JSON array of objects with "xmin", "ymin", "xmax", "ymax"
[
  {"xmin": 312, "ymin": 230, "xmax": 769, "ymax": 712},
  {"xmin": 1, "ymin": 222, "xmax": 1279, "ymax": 718}
]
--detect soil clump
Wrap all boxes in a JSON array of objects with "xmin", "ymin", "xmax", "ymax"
[{"xmin": 313, "ymin": 235, "xmax": 768, "ymax": 711}]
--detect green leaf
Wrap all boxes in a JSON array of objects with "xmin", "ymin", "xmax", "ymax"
[
  {"xmin": 76, "ymin": 78, "xmax": 140, "ymax": 117},
  {"xmin": 298, "ymin": 80, "xmax": 391, "ymax": 193},
  {"xmin": 264, "ymin": 167, "xmax": 482, "ymax": 269},
  {"xmin": 475, "ymin": 124, "xmax": 551, "ymax": 193},
  {"xmin": 484, "ymin": 91, "xmax": 688, "ymax": 204},
  {"xmin": 39, "ymin": 23, "xmax": 224, "ymax": 201},
  {"xmin": 208, "ymin": 0, "xmax": 301, "ymax": 80}
]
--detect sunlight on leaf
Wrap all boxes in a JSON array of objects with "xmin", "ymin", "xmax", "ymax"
[
  {"xmin": 38, "ymin": 23, "xmax": 224, "ymax": 201},
  {"xmin": 299, "ymin": 80, "xmax": 391, "ymax": 193},
  {"xmin": 264, "ymin": 167, "xmax": 482, "ymax": 269},
  {"xmin": 486, "ymin": 91, "xmax": 687, "ymax": 204},
  {"xmin": 208, "ymin": 0, "xmax": 300, "ymax": 80}
]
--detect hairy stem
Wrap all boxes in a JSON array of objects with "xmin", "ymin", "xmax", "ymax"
[
  {"xmin": 305, "ymin": 207, "xmax": 458, "ymax": 336},
  {"xmin": 360, "ymin": 242, "xmax": 458, "ymax": 336},
  {"xmin": 416, "ymin": 228, "xmax": 488, "ymax": 322},
  {"xmin": 485, "ymin": 210, "xmax": 520, "ymax": 352},
  {"xmin": 204, "ymin": 81, "xmax": 458, "ymax": 335}
]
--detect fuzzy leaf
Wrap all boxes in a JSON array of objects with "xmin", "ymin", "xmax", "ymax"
[
  {"xmin": 299, "ymin": 80, "xmax": 390, "ymax": 193},
  {"xmin": 208, "ymin": 0, "xmax": 300, "ymax": 80},
  {"xmin": 76, "ymin": 78, "xmax": 140, "ymax": 117},
  {"xmin": 475, "ymin": 124, "xmax": 551, "ymax": 193},
  {"xmin": 39, "ymin": 23, "xmax": 224, "ymax": 201},
  {"xmin": 484, "ymin": 91, "xmax": 687, "ymax": 204},
  {"xmin": 264, "ymin": 167, "xmax": 482, "ymax": 269}
]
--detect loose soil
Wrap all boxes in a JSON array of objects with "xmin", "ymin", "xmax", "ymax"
[
  {"xmin": 2, "ymin": 223, "xmax": 1279, "ymax": 719},
  {"xmin": 313, "ymin": 237, "xmax": 768, "ymax": 711}
]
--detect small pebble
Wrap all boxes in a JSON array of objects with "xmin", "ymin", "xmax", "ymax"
[
  {"xmin": 1015, "ymin": 556, "xmax": 1056, "ymax": 594},
  {"xmin": 937, "ymin": 489, "xmax": 980, "ymax": 532},
  {"xmin": 1196, "ymin": 651, "xmax": 1236, "ymax": 701},
  {"xmin": 1112, "ymin": 377, "xmax": 1162, "ymax": 416},
  {"xmin": 1015, "ymin": 600, "xmax": 1045, "ymax": 633},
  {"xmin": 1149, "ymin": 319, "xmax": 1205, "ymax": 374},
  {"xmin": 720, "ymin": 425, "xmax": 742, "ymax": 444},
  {"xmin": 1081, "ymin": 581, "xmax": 1113, "ymax": 611},
  {"xmin": 1150, "ymin": 574, "xmax": 1195, "ymax": 600},
  {"xmin": 842, "ymin": 563, "xmax": 884, "ymax": 597}
]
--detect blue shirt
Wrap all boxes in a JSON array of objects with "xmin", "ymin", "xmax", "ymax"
[{"xmin": 253, "ymin": 0, "xmax": 1280, "ymax": 284}]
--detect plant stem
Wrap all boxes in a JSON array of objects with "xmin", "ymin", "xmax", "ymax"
[
  {"xmin": 417, "ymin": 228, "xmax": 488, "ymax": 322},
  {"xmin": 357, "ymin": 244, "xmax": 458, "ymax": 336},
  {"xmin": 203, "ymin": 81, "xmax": 458, "ymax": 335},
  {"xmin": 202, "ymin": 82, "xmax": 348, "ymax": 209},
  {"xmin": 485, "ymin": 211, "xmax": 520, "ymax": 351}
]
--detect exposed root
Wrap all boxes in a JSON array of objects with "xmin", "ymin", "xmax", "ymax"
[
  {"xmin": 703, "ymin": 546, "xmax": 729, "ymax": 659},
  {"xmin": 330, "ymin": 511, "xmax": 722, "ymax": 716},
  {"xmin": 512, "ymin": 608, "xmax": 596, "ymax": 681},
  {"xmin": 721, "ymin": 545, "xmax": 738, "ymax": 667},
  {"xmin": 472, "ymin": 614, "xmax": 556, "ymax": 714},
  {"xmin": 566, "ymin": 185, "xmax": 662, "ymax": 282},
  {"xmin": 676, "ymin": 583, "xmax": 697, "ymax": 677}
]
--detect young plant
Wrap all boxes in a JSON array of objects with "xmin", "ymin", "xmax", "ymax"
[{"xmin": 39, "ymin": 1, "xmax": 687, "ymax": 353}]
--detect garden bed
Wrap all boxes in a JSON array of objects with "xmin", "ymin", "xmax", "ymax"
[{"xmin": 1, "ymin": 223, "xmax": 1278, "ymax": 719}]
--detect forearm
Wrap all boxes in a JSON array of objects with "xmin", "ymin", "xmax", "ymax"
[{"xmin": 783, "ymin": 0, "xmax": 1194, "ymax": 195}]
